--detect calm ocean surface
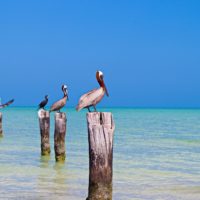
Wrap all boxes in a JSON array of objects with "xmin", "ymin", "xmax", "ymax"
[{"xmin": 0, "ymin": 107, "xmax": 200, "ymax": 200}]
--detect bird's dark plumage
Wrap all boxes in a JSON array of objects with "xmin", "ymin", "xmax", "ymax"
[
  {"xmin": 0, "ymin": 99, "xmax": 14, "ymax": 109},
  {"xmin": 38, "ymin": 95, "xmax": 48, "ymax": 110}
]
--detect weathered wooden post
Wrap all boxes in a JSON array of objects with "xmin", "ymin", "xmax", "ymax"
[
  {"xmin": 0, "ymin": 112, "xmax": 3, "ymax": 137},
  {"xmin": 54, "ymin": 112, "xmax": 66, "ymax": 162},
  {"xmin": 86, "ymin": 112, "xmax": 115, "ymax": 200},
  {"xmin": 38, "ymin": 109, "xmax": 50, "ymax": 155}
]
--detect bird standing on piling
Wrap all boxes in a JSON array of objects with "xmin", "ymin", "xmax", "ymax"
[
  {"xmin": 38, "ymin": 95, "xmax": 49, "ymax": 110},
  {"xmin": 76, "ymin": 70, "xmax": 109, "ymax": 112},
  {"xmin": 50, "ymin": 85, "xmax": 68, "ymax": 112},
  {"xmin": 0, "ymin": 99, "xmax": 14, "ymax": 109}
]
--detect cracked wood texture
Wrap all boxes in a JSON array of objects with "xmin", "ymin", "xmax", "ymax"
[
  {"xmin": 86, "ymin": 112, "xmax": 115, "ymax": 200},
  {"xmin": 38, "ymin": 110, "xmax": 50, "ymax": 155},
  {"xmin": 54, "ymin": 112, "xmax": 66, "ymax": 162},
  {"xmin": 0, "ymin": 113, "xmax": 3, "ymax": 137}
]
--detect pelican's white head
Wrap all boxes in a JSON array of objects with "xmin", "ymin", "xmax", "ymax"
[
  {"xmin": 96, "ymin": 70, "xmax": 104, "ymax": 80},
  {"xmin": 62, "ymin": 84, "xmax": 68, "ymax": 99},
  {"xmin": 96, "ymin": 70, "xmax": 109, "ymax": 97},
  {"xmin": 98, "ymin": 70, "xmax": 103, "ymax": 77},
  {"xmin": 62, "ymin": 84, "xmax": 67, "ymax": 90}
]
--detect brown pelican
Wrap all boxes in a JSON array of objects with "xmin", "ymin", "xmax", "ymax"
[
  {"xmin": 38, "ymin": 95, "xmax": 48, "ymax": 110},
  {"xmin": 76, "ymin": 70, "xmax": 109, "ymax": 112},
  {"xmin": 0, "ymin": 99, "xmax": 14, "ymax": 109},
  {"xmin": 50, "ymin": 85, "xmax": 68, "ymax": 112}
]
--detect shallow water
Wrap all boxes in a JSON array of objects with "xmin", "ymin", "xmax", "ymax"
[{"xmin": 0, "ymin": 108, "xmax": 200, "ymax": 199}]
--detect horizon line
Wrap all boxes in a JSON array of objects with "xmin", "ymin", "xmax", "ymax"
[{"xmin": 4, "ymin": 106, "xmax": 200, "ymax": 110}]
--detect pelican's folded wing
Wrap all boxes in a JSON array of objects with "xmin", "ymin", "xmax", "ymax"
[
  {"xmin": 78, "ymin": 89, "xmax": 97, "ymax": 103},
  {"xmin": 76, "ymin": 89, "xmax": 97, "ymax": 111},
  {"xmin": 0, "ymin": 99, "xmax": 14, "ymax": 108}
]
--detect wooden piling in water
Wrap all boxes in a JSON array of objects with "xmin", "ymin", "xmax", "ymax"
[
  {"xmin": 86, "ymin": 112, "xmax": 115, "ymax": 200},
  {"xmin": 0, "ymin": 113, "xmax": 3, "ymax": 137},
  {"xmin": 54, "ymin": 112, "xmax": 66, "ymax": 162},
  {"xmin": 38, "ymin": 109, "xmax": 50, "ymax": 155}
]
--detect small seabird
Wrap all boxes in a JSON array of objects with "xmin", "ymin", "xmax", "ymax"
[
  {"xmin": 38, "ymin": 95, "xmax": 49, "ymax": 110},
  {"xmin": 76, "ymin": 70, "xmax": 109, "ymax": 112},
  {"xmin": 0, "ymin": 99, "xmax": 14, "ymax": 109},
  {"xmin": 50, "ymin": 85, "xmax": 68, "ymax": 112}
]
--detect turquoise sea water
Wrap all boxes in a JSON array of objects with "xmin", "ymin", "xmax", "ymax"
[{"xmin": 0, "ymin": 107, "xmax": 200, "ymax": 200}]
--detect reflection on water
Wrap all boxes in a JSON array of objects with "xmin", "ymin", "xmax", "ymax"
[
  {"xmin": 53, "ymin": 162, "xmax": 66, "ymax": 185},
  {"xmin": 0, "ymin": 108, "xmax": 200, "ymax": 199},
  {"xmin": 40, "ymin": 155, "xmax": 51, "ymax": 168},
  {"xmin": 36, "ymin": 157, "xmax": 69, "ymax": 199}
]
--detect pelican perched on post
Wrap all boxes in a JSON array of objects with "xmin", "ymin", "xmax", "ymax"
[
  {"xmin": 76, "ymin": 70, "xmax": 109, "ymax": 112},
  {"xmin": 0, "ymin": 98, "xmax": 14, "ymax": 109},
  {"xmin": 38, "ymin": 95, "xmax": 49, "ymax": 110},
  {"xmin": 50, "ymin": 85, "xmax": 68, "ymax": 112}
]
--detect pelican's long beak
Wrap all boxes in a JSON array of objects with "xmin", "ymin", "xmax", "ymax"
[
  {"xmin": 104, "ymin": 84, "xmax": 109, "ymax": 97},
  {"xmin": 101, "ymin": 77, "xmax": 109, "ymax": 97},
  {"xmin": 66, "ymin": 91, "xmax": 69, "ymax": 100},
  {"xmin": 64, "ymin": 88, "xmax": 69, "ymax": 100}
]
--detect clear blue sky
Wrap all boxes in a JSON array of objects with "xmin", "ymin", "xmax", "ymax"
[{"xmin": 0, "ymin": 0, "xmax": 200, "ymax": 107}]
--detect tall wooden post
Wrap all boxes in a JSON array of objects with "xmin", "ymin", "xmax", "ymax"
[
  {"xmin": 86, "ymin": 112, "xmax": 115, "ymax": 200},
  {"xmin": 0, "ymin": 113, "xmax": 3, "ymax": 137},
  {"xmin": 54, "ymin": 112, "xmax": 66, "ymax": 162},
  {"xmin": 38, "ymin": 109, "xmax": 50, "ymax": 155}
]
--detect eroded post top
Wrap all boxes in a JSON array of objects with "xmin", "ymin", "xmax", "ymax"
[{"xmin": 87, "ymin": 112, "xmax": 115, "ymax": 129}]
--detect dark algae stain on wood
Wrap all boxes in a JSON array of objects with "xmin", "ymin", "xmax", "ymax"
[{"xmin": 86, "ymin": 112, "xmax": 115, "ymax": 200}]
